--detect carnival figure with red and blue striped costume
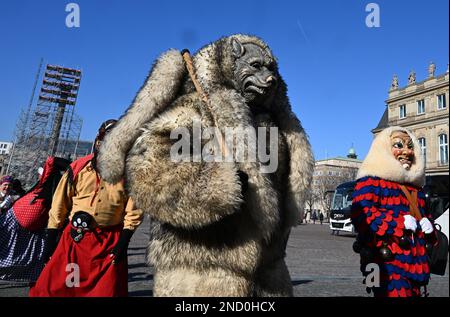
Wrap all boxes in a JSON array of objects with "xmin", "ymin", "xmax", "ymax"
[{"xmin": 351, "ymin": 127, "xmax": 437, "ymax": 297}]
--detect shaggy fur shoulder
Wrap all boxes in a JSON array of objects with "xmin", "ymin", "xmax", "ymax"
[
  {"xmin": 273, "ymin": 80, "xmax": 314, "ymax": 226},
  {"xmin": 357, "ymin": 126, "xmax": 425, "ymax": 187},
  {"xmin": 98, "ymin": 49, "xmax": 186, "ymax": 184}
]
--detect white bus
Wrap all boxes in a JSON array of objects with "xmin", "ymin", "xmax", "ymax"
[{"xmin": 329, "ymin": 181, "xmax": 356, "ymax": 235}]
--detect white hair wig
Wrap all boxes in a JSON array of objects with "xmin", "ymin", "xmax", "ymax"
[{"xmin": 357, "ymin": 126, "xmax": 425, "ymax": 187}]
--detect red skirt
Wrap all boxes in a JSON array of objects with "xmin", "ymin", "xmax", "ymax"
[{"xmin": 29, "ymin": 223, "xmax": 128, "ymax": 297}]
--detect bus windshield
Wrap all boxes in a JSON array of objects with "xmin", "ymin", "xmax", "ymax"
[{"xmin": 331, "ymin": 186, "xmax": 354, "ymax": 211}]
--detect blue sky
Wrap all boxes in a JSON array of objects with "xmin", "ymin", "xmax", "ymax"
[{"xmin": 0, "ymin": 0, "xmax": 448, "ymax": 160}]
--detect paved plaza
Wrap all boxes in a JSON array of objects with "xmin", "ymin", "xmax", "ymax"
[{"xmin": 1, "ymin": 215, "xmax": 448, "ymax": 297}]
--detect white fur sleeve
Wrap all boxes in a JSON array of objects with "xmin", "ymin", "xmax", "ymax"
[{"xmin": 97, "ymin": 49, "xmax": 186, "ymax": 184}]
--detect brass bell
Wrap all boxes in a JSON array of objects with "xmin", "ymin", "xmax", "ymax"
[
  {"xmin": 379, "ymin": 245, "xmax": 394, "ymax": 261},
  {"xmin": 398, "ymin": 236, "xmax": 410, "ymax": 249}
]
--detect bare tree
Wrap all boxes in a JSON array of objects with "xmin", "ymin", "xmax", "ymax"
[
  {"xmin": 304, "ymin": 187, "xmax": 319, "ymax": 222},
  {"xmin": 313, "ymin": 169, "xmax": 357, "ymax": 220}
]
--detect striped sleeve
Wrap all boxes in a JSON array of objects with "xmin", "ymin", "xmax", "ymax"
[{"xmin": 351, "ymin": 177, "xmax": 404, "ymax": 237}]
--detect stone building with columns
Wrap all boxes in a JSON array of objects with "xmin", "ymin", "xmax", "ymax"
[{"xmin": 372, "ymin": 62, "xmax": 449, "ymax": 177}]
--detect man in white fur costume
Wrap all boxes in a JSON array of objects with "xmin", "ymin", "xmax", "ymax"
[
  {"xmin": 97, "ymin": 34, "xmax": 314, "ymax": 296},
  {"xmin": 351, "ymin": 127, "xmax": 437, "ymax": 297}
]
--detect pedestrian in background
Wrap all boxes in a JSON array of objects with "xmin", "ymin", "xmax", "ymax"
[{"xmin": 0, "ymin": 176, "xmax": 19, "ymax": 213}]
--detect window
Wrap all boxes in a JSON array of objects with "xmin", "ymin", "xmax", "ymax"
[
  {"xmin": 439, "ymin": 134, "xmax": 448, "ymax": 165},
  {"xmin": 417, "ymin": 99, "xmax": 425, "ymax": 114},
  {"xmin": 437, "ymin": 94, "xmax": 447, "ymax": 110},
  {"xmin": 399, "ymin": 104, "xmax": 406, "ymax": 119},
  {"xmin": 418, "ymin": 137, "xmax": 426, "ymax": 162}
]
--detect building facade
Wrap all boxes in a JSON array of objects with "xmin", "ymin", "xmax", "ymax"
[
  {"xmin": 0, "ymin": 154, "xmax": 7, "ymax": 176},
  {"xmin": 0, "ymin": 141, "xmax": 13, "ymax": 155},
  {"xmin": 305, "ymin": 149, "xmax": 362, "ymax": 222},
  {"xmin": 0, "ymin": 142, "xmax": 13, "ymax": 176},
  {"xmin": 373, "ymin": 62, "xmax": 449, "ymax": 177}
]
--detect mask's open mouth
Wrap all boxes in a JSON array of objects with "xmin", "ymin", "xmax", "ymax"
[
  {"xmin": 243, "ymin": 77, "xmax": 273, "ymax": 96},
  {"xmin": 398, "ymin": 156, "xmax": 412, "ymax": 170},
  {"xmin": 244, "ymin": 84, "xmax": 267, "ymax": 95}
]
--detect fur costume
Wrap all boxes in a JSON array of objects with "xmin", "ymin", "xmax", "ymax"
[
  {"xmin": 351, "ymin": 127, "xmax": 435, "ymax": 297},
  {"xmin": 97, "ymin": 34, "xmax": 314, "ymax": 297}
]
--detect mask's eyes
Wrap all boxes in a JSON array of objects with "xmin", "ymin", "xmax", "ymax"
[
  {"xmin": 407, "ymin": 141, "xmax": 414, "ymax": 150},
  {"xmin": 393, "ymin": 142, "xmax": 404, "ymax": 149},
  {"xmin": 250, "ymin": 62, "xmax": 262, "ymax": 69}
]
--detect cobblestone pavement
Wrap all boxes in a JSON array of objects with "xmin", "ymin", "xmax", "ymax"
[
  {"xmin": 288, "ymin": 223, "xmax": 449, "ymax": 297},
  {"xmin": 1, "ymin": 216, "xmax": 448, "ymax": 297}
]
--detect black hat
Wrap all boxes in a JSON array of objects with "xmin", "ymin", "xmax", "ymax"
[{"xmin": 96, "ymin": 119, "xmax": 117, "ymax": 141}]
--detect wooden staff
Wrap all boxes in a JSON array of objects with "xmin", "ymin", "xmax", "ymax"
[{"xmin": 181, "ymin": 49, "xmax": 228, "ymax": 158}]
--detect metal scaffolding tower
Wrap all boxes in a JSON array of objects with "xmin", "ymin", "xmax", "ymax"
[{"xmin": 8, "ymin": 63, "xmax": 83, "ymax": 188}]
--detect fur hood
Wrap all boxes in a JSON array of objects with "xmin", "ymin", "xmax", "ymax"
[
  {"xmin": 193, "ymin": 34, "xmax": 275, "ymax": 93},
  {"xmin": 357, "ymin": 126, "xmax": 425, "ymax": 187}
]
